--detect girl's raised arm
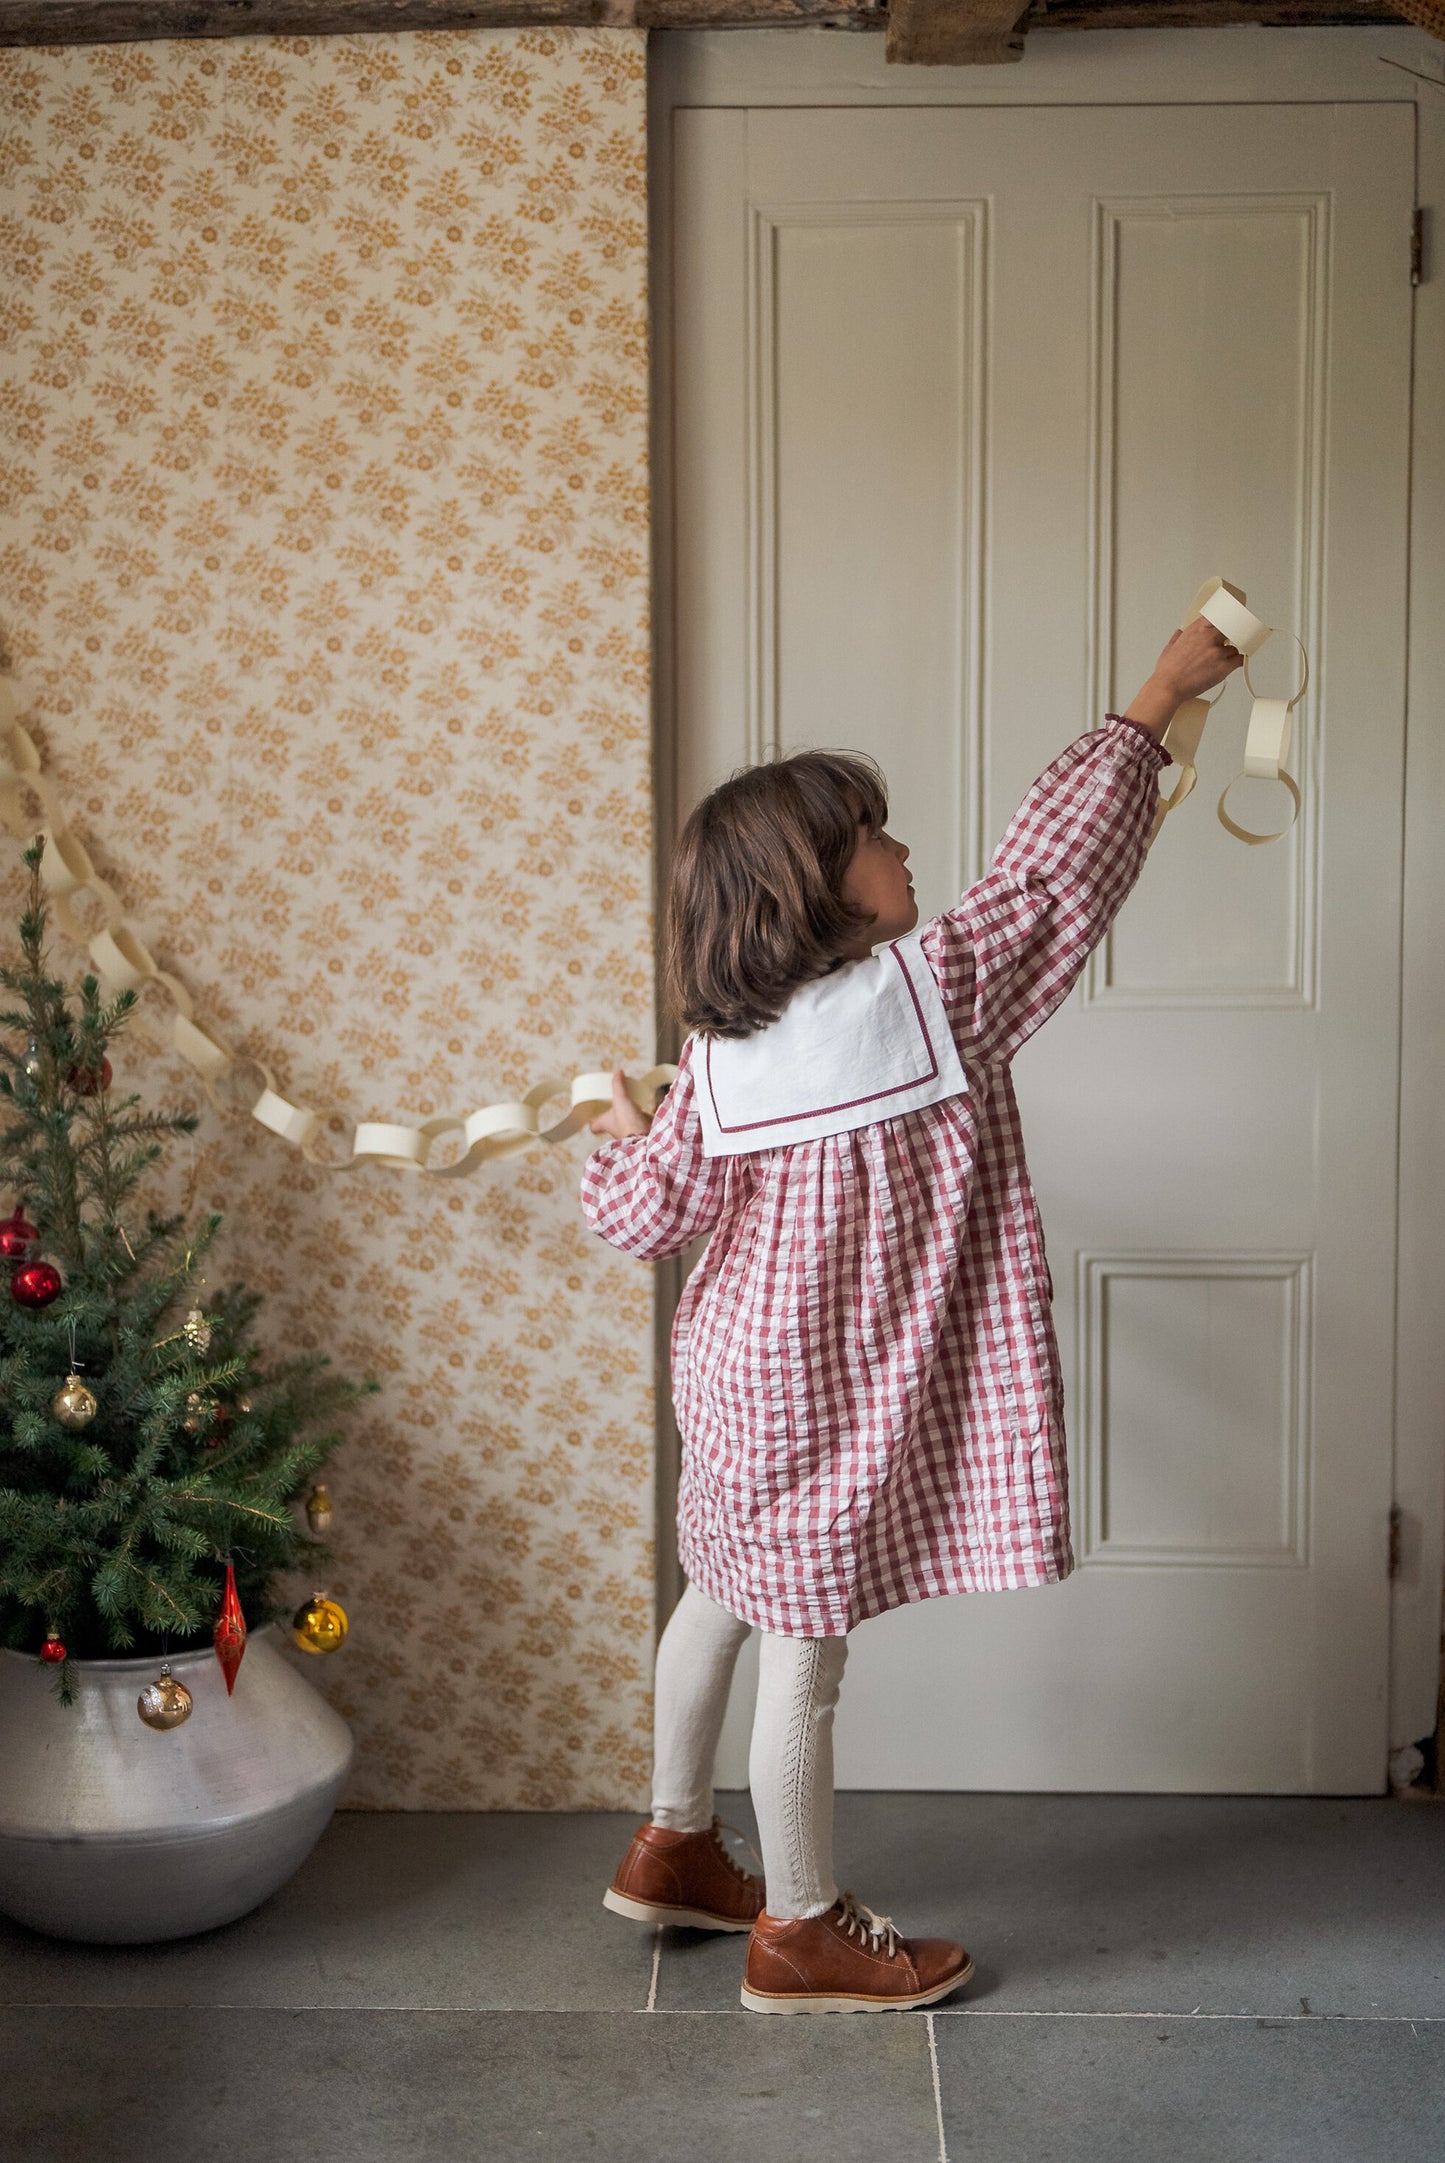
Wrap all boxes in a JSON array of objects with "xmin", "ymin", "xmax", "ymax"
[{"xmin": 920, "ymin": 713, "xmax": 1171, "ymax": 1071}]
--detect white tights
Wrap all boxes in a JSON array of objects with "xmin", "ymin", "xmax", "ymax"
[{"xmin": 649, "ymin": 1579, "xmax": 849, "ymax": 1921}]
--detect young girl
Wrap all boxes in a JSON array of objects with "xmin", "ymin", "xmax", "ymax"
[{"xmin": 580, "ymin": 619, "xmax": 1243, "ymax": 2014}]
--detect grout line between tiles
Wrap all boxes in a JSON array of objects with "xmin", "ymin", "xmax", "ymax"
[
  {"xmin": 2, "ymin": 2003, "xmax": 1442, "ymax": 2022},
  {"xmin": 928, "ymin": 2008, "xmax": 1445, "ymax": 2023},
  {"xmin": 645, "ymin": 1925, "xmax": 662, "ymax": 2011},
  {"xmin": 925, "ymin": 2012, "xmax": 948, "ymax": 2163}
]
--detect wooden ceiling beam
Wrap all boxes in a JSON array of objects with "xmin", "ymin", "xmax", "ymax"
[
  {"xmin": 885, "ymin": 0, "xmax": 1030, "ymax": 60},
  {"xmin": 0, "ymin": 0, "xmax": 1430, "ymax": 45}
]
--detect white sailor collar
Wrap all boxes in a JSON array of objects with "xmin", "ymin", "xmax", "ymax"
[{"xmin": 693, "ymin": 928, "xmax": 970, "ymax": 1158}]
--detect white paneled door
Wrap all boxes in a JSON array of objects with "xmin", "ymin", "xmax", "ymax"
[{"xmin": 670, "ymin": 103, "xmax": 1413, "ymax": 1792}]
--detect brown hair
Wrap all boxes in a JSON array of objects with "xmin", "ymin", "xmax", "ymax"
[{"xmin": 663, "ymin": 748, "xmax": 890, "ymax": 1040}]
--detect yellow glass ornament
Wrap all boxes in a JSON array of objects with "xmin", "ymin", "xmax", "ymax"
[
  {"xmin": 291, "ymin": 1592, "xmax": 347, "ymax": 1656},
  {"xmin": 304, "ymin": 1483, "xmax": 333, "ymax": 1534},
  {"xmin": 137, "ymin": 1662, "xmax": 193, "ymax": 1731},
  {"xmin": 52, "ymin": 1373, "xmax": 97, "ymax": 1429}
]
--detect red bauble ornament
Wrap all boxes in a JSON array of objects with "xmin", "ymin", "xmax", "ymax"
[
  {"xmin": 0, "ymin": 1204, "xmax": 38, "ymax": 1265},
  {"xmin": 213, "ymin": 1560, "xmax": 247, "ymax": 1695},
  {"xmin": 67, "ymin": 1057, "xmax": 112, "ymax": 1097},
  {"xmin": 11, "ymin": 1259, "xmax": 62, "ymax": 1309},
  {"xmin": 40, "ymin": 1635, "xmax": 66, "ymax": 1664}
]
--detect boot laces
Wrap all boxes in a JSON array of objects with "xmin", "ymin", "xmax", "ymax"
[
  {"xmin": 709, "ymin": 1815, "xmax": 764, "ymax": 1882},
  {"xmin": 836, "ymin": 1888, "xmax": 900, "ymax": 1959}
]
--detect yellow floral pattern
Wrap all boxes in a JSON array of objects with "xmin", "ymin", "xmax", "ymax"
[{"xmin": 0, "ymin": 28, "xmax": 656, "ymax": 1808}]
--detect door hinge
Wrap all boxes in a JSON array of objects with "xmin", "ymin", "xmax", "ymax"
[
  {"xmin": 1388, "ymin": 1503, "xmax": 1403, "ymax": 1580},
  {"xmin": 1411, "ymin": 207, "xmax": 1425, "ymax": 288}
]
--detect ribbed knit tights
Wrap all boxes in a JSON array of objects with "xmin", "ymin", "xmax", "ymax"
[{"xmin": 649, "ymin": 1579, "xmax": 848, "ymax": 1921}]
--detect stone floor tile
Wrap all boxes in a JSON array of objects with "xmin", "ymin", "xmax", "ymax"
[
  {"xmin": 658, "ymin": 1791, "xmax": 1445, "ymax": 2015},
  {"xmin": 0, "ymin": 1811, "xmax": 655, "ymax": 2013},
  {"xmin": 0, "ymin": 2006, "xmax": 944, "ymax": 2163},
  {"xmin": 932, "ymin": 2008, "xmax": 1445, "ymax": 2163}
]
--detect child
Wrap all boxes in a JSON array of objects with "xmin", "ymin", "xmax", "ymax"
[{"xmin": 580, "ymin": 619, "xmax": 1243, "ymax": 2014}]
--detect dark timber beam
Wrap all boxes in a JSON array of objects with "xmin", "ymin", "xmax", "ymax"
[
  {"xmin": 0, "ymin": 0, "xmax": 1431, "ymax": 48},
  {"xmin": 886, "ymin": 0, "xmax": 1030, "ymax": 59}
]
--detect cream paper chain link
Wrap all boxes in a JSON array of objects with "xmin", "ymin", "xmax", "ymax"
[
  {"xmin": 0, "ymin": 678, "xmax": 674, "ymax": 1175},
  {"xmin": 1147, "ymin": 576, "xmax": 1308, "ymax": 851}
]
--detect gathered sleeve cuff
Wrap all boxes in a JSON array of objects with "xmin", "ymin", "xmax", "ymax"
[
  {"xmin": 579, "ymin": 1036, "xmax": 747, "ymax": 1261},
  {"xmin": 919, "ymin": 713, "xmax": 1171, "ymax": 1069}
]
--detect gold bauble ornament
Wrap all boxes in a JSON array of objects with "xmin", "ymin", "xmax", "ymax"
[
  {"xmin": 137, "ymin": 1662, "xmax": 193, "ymax": 1731},
  {"xmin": 52, "ymin": 1373, "xmax": 97, "ymax": 1429},
  {"xmin": 291, "ymin": 1592, "xmax": 347, "ymax": 1655},
  {"xmin": 182, "ymin": 1389, "xmax": 207, "ymax": 1437},
  {"xmin": 304, "ymin": 1483, "xmax": 333, "ymax": 1534},
  {"xmin": 184, "ymin": 1306, "xmax": 212, "ymax": 1353},
  {"xmin": 237, "ymin": 1393, "xmax": 254, "ymax": 1414}
]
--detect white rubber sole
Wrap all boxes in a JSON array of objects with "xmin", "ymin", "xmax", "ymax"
[
  {"xmin": 602, "ymin": 1887, "xmax": 755, "ymax": 1933},
  {"xmin": 739, "ymin": 1954, "xmax": 975, "ymax": 2015}
]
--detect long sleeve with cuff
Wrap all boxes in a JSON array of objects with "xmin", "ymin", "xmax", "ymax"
[
  {"xmin": 920, "ymin": 711, "xmax": 1172, "ymax": 1068},
  {"xmin": 579, "ymin": 1040, "xmax": 757, "ymax": 1262}
]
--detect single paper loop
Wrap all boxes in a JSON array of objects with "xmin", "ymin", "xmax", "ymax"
[
  {"xmin": 1242, "ymin": 697, "xmax": 1293, "ymax": 781},
  {"xmin": 38, "ymin": 826, "xmax": 95, "ymax": 897},
  {"xmin": 89, "ymin": 923, "xmax": 159, "ymax": 992},
  {"xmin": 1217, "ymin": 767, "xmax": 1303, "ymax": 847},
  {"xmin": 1192, "ymin": 580, "xmax": 1272, "ymax": 658},
  {"xmin": 1243, "ymin": 631, "xmax": 1309, "ymax": 712},
  {"xmin": 171, "ymin": 1011, "xmax": 234, "ymax": 1084},
  {"xmin": 0, "ymin": 722, "xmax": 42, "ymax": 785},
  {"xmin": 251, "ymin": 1087, "xmax": 322, "ymax": 1151}
]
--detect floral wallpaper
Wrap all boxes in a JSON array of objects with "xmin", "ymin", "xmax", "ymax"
[{"xmin": 0, "ymin": 27, "xmax": 656, "ymax": 1808}]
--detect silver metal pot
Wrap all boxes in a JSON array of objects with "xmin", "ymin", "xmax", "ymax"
[{"xmin": 0, "ymin": 1620, "xmax": 354, "ymax": 1943}]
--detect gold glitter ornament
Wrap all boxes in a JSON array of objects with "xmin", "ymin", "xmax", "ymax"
[
  {"xmin": 304, "ymin": 1483, "xmax": 333, "ymax": 1533},
  {"xmin": 237, "ymin": 1393, "xmax": 253, "ymax": 1415},
  {"xmin": 291, "ymin": 1592, "xmax": 347, "ymax": 1655},
  {"xmin": 182, "ymin": 1389, "xmax": 207, "ymax": 1436},
  {"xmin": 184, "ymin": 1306, "xmax": 212, "ymax": 1354},
  {"xmin": 52, "ymin": 1373, "xmax": 97, "ymax": 1429},
  {"xmin": 137, "ymin": 1662, "xmax": 193, "ymax": 1730}
]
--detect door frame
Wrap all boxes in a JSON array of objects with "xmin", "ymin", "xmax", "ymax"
[{"xmin": 644, "ymin": 18, "xmax": 1445, "ymax": 1768}]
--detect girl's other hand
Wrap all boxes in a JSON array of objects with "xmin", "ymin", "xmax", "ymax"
[
  {"xmin": 588, "ymin": 1068, "xmax": 654, "ymax": 1142},
  {"xmin": 1152, "ymin": 605, "xmax": 1247, "ymax": 702}
]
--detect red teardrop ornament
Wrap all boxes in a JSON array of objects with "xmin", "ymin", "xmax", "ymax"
[
  {"xmin": 11, "ymin": 1260, "xmax": 62, "ymax": 1309},
  {"xmin": 213, "ymin": 1560, "xmax": 247, "ymax": 1695},
  {"xmin": 0, "ymin": 1205, "xmax": 38, "ymax": 1265}
]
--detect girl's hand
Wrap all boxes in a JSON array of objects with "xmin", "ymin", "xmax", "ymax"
[
  {"xmin": 1151, "ymin": 601, "xmax": 1247, "ymax": 702},
  {"xmin": 588, "ymin": 1068, "xmax": 654, "ymax": 1142}
]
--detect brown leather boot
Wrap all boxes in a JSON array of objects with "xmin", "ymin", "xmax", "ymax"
[
  {"xmin": 741, "ymin": 1888, "xmax": 974, "ymax": 2013},
  {"xmin": 602, "ymin": 1816, "xmax": 765, "ymax": 1931}
]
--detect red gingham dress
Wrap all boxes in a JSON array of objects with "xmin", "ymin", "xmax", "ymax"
[{"xmin": 580, "ymin": 715, "xmax": 1173, "ymax": 1636}]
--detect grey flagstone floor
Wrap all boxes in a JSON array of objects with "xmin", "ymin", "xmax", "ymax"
[{"xmin": 2, "ymin": 1791, "xmax": 1442, "ymax": 2162}]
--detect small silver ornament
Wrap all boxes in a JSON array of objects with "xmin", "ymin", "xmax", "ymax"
[
  {"xmin": 137, "ymin": 1662, "xmax": 193, "ymax": 1731},
  {"xmin": 184, "ymin": 1306, "xmax": 212, "ymax": 1354},
  {"xmin": 21, "ymin": 1036, "xmax": 41, "ymax": 1081}
]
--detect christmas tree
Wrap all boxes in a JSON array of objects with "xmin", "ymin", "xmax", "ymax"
[{"xmin": 0, "ymin": 838, "xmax": 375, "ymax": 1703}]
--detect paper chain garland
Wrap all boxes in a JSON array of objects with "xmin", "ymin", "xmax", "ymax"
[
  {"xmin": 1147, "ymin": 577, "xmax": 1309, "ymax": 851},
  {"xmin": 0, "ymin": 676, "xmax": 675, "ymax": 1176},
  {"xmin": 0, "ymin": 577, "xmax": 1297, "ymax": 1168}
]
